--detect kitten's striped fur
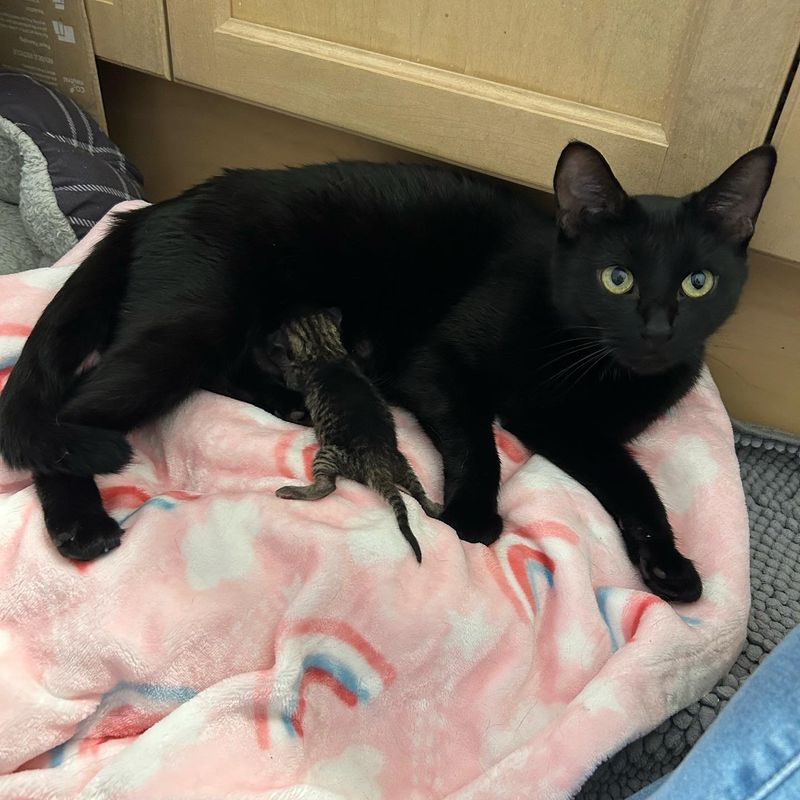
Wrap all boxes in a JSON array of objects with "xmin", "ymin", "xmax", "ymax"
[{"xmin": 273, "ymin": 311, "xmax": 440, "ymax": 562}]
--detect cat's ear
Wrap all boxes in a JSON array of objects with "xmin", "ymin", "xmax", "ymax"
[
  {"xmin": 553, "ymin": 141, "xmax": 628, "ymax": 238},
  {"xmin": 325, "ymin": 307, "xmax": 343, "ymax": 329},
  {"xmin": 264, "ymin": 329, "xmax": 290, "ymax": 368},
  {"xmin": 691, "ymin": 145, "xmax": 776, "ymax": 245}
]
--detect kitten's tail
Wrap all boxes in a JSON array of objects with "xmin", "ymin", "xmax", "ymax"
[
  {"xmin": 0, "ymin": 213, "xmax": 140, "ymax": 477},
  {"xmin": 374, "ymin": 480, "xmax": 423, "ymax": 563}
]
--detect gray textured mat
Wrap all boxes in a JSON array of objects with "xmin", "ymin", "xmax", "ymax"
[{"xmin": 578, "ymin": 421, "xmax": 800, "ymax": 800}]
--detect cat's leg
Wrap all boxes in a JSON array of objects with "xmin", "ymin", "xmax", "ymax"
[
  {"xmin": 394, "ymin": 455, "xmax": 443, "ymax": 518},
  {"xmin": 276, "ymin": 446, "xmax": 339, "ymax": 500},
  {"xmin": 505, "ymin": 423, "xmax": 701, "ymax": 602},
  {"xmin": 34, "ymin": 473, "xmax": 124, "ymax": 560},
  {"xmin": 39, "ymin": 333, "xmax": 208, "ymax": 560},
  {"xmin": 396, "ymin": 358, "xmax": 501, "ymax": 544}
]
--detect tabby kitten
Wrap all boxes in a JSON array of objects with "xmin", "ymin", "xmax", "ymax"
[{"xmin": 270, "ymin": 310, "xmax": 441, "ymax": 562}]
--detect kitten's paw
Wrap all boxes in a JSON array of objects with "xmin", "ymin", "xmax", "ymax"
[
  {"xmin": 442, "ymin": 504, "xmax": 503, "ymax": 546},
  {"xmin": 50, "ymin": 513, "xmax": 123, "ymax": 561},
  {"xmin": 276, "ymin": 484, "xmax": 320, "ymax": 500},
  {"xmin": 426, "ymin": 502, "xmax": 444, "ymax": 519},
  {"xmin": 638, "ymin": 542, "xmax": 702, "ymax": 603},
  {"xmin": 276, "ymin": 485, "xmax": 304, "ymax": 500}
]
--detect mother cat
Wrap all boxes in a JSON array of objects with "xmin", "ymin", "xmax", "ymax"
[{"xmin": 0, "ymin": 142, "xmax": 775, "ymax": 601}]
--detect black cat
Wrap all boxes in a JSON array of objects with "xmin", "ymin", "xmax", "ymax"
[{"xmin": 0, "ymin": 142, "xmax": 775, "ymax": 601}]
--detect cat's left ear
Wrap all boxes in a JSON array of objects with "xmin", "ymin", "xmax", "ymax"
[
  {"xmin": 325, "ymin": 307, "xmax": 343, "ymax": 329},
  {"xmin": 691, "ymin": 145, "xmax": 777, "ymax": 245},
  {"xmin": 553, "ymin": 141, "xmax": 629, "ymax": 238}
]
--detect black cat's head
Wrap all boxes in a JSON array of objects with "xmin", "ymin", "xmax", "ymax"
[{"xmin": 550, "ymin": 141, "xmax": 776, "ymax": 374}]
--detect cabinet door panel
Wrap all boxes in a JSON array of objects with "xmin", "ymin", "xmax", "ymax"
[
  {"xmin": 751, "ymin": 71, "xmax": 800, "ymax": 262},
  {"xmin": 167, "ymin": 1, "xmax": 799, "ymax": 192},
  {"xmin": 87, "ymin": 0, "xmax": 171, "ymax": 79}
]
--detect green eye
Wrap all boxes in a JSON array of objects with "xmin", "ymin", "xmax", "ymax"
[
  {"xmin": 681, "ymin": 270, "xmax": 715, "ymax": 298},
  {"xmin": 600, "ymin": 266, "xmax": 634, "ymax": 295}
]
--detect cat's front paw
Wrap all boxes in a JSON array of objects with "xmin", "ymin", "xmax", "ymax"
[
  {"xmin": 442, "ymin": 502, "xmax": 503, "ymax": 546},
  {"xmin": 637, "ymin": 540, "xmax": 702, "ymax": 603},
  {"xmin": 618, "ymin": 516, "xmax": 702, "ymax": 602},
  {"xmin": 50, "ymin": 513, "xmax": 123, "ymax": 561}
]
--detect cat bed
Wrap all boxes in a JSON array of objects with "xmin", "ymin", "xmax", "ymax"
[
  {"xmin": 0, "ymin": 70, "xmax": 143, "ymax": 275},
  {"xmin": 0, "ymin": 206, "xmax": 750, "ymax": 799}
]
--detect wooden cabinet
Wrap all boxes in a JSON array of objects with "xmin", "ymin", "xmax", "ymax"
[
  {"xmin": 164, "ymin": 0, "xmax": 799, "ymax": 194},
  {"xmin": 86, "ymin": 0, "xmax": 171, "ymax": 79},
  {"xmin": 751, "ymin": 70, "xmax": 800, "ymax": 263}
]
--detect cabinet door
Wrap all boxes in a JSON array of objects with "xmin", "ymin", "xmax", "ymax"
[
  {"xmin": 86, "ymin": 0, "xmax": 171, "ymax": 79},
  {"xmin": 167, "ymin": 1, "xmax": 799, "ymax": 193},
  {"xmin": 751, "ymin": 70, "xmax": 800, "ymax": 263}
]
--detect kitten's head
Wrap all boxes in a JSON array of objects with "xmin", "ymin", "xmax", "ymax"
[
  {"xmin": 550, "ymin": 141, "xmax": 776, "ymax": 374},
  {"xmin": 267, "ymin": 308, "xmax": 346, "ymax": 391}
]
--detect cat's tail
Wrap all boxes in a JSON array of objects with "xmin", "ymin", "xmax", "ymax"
[
  {"xmin": 0, "ymin": 212, "xmax": 141, "ymax": 477},
  {"xmin": 373, "ymin": 479, "xmax": 423, "ymax": 563}
]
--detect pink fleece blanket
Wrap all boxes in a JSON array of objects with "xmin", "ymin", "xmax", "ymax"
[{"xmin": 0, "ymin": 204, "xmax": 750, "ymax": 799}]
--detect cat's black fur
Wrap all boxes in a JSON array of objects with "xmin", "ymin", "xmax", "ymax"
[
  {"xmin": 0, "ymin": 142, "xmax": 775, "ymax": 601},
  {"xmin": 270, "ymin": 310, "xmax": 441, "ymax": 562}
]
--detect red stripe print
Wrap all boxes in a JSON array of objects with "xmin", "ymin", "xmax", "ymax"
[
  {"xmin": 165, "ymin": 489, "xmax": 201, "ymax": 500},
  {"xmin": 289, "ymin": 619, "xmax": 396, "ymax": 685},
  {"xmin": 101, "ymin": 485, "xmax": 151, "ymax": 507},
  {"xmin": 508, "ymin": 543, "xmax": 555, "ymax": 615},
  {"xmin": 78, "ymin": 706, "xmax": 163, "ymax": 756},
  {"xmin": 101, "ymin": 486, "xmax": 200, "ymax": 509},
  {"xmin": 0, "ymin": 366, "xmax": 12, "ymax": 392},
  {"xmin": 513, "ymin": 521, "xmax": 580, "ymax": 546},
  {"xmin": 302, "ymin": 443, "xmax": 319, "ymax": 480},
  {"xmin": 275, "ymin": 430, "xmax": 301, "ymax": 478},
  {"xmin": 291, "ymin": 666, "xmax": 358, "ymax": 737},
  {"xmin": 495, "ymin": 429, "xmax": 528, "ymax": 464},
  {"xmin": 253, "ymin": 671, "xmax": 271, "ymax": 749},
  {"xmin": 621, "ymin": 594, "xmax": 663, "ymax": 643},
  {"xmin": 489, "ymin": 550, "xmax": 528, "ymax": 618},
  {"xmin": 0, "ymin": 323, "xmax": 32, "ymax": 337},
  {"xmin": 254, "ymin": 703, "xmax": 270, "ymax": 749}
]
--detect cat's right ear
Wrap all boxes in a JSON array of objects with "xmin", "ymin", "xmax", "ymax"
[
  {"xmin": 553, "ymin": 141, "xmax": 628, "ymax": 238},
  {"xmin": 690, "ymin": 145, "xmax": 776, "ymax": 246}
]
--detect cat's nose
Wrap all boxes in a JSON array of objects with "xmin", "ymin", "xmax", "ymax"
[{"xmin": 641, "ymin": 312, "xmax": 672, "ymax": 344}]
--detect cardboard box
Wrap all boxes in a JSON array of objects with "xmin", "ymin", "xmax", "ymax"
[{"xmin": 0, "ymin": 0, "xmax": 106, "ymax": 129}]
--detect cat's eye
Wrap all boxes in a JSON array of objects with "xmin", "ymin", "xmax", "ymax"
[
  {"xmin": 681, "ymin": 270, "xmax": 715, "ymax": 298},
  {"xmin": 600, "ymin": 266, "xmax": 634, "ymax": 295}
]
